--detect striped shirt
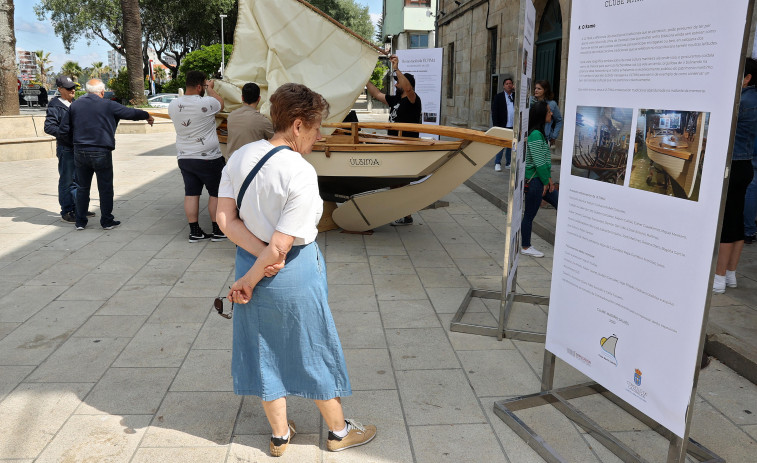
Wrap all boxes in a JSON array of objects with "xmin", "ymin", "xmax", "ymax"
[{"xmin": 525, "ymin": 129, "xmax": 552, "ymax": 185}]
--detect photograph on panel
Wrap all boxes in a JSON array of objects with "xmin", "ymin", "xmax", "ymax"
[
  {"xmin": 629, "ymin": 109, "xmax": 709, "ymax": 201},
  {"xmin": 571, "ymin": 106, "xmax": 634, "ymax": 185}
]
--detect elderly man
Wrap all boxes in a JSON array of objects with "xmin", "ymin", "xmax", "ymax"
[
  {"xmin": 60, "ymin": 79, "xmax": 154, "ymax": 230},
  {"xmin": 226, "ymin": 82, "xmax": 274, "ymax": 155},
  {"xmin": 44, "ymin": 75, "xmax": 94, "ymax": 223},
  {"xmin": 168, "ymin": 70, "xmax": 226, "ymax": 243}
]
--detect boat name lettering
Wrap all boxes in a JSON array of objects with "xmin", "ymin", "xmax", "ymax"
[{"xmin": 350, "ymin": 158, "xmax": 381, "ymax": 166}]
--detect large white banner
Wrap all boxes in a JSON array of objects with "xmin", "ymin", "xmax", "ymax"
[
  {"xmin": 396, "ymin": 48, "xmax": 444, "ymax": 139},
  {"xmin": 506, "ymin": 0, "xmax": 536, "ymax": 295},
  {"xmin": 545, "ymin": 0, "xmax": 749, "ymax": 437}
]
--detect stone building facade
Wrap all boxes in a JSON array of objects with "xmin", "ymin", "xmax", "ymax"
[{"xmin": 436, "ymin": 0, "xmax": 569, "ymax": 131}]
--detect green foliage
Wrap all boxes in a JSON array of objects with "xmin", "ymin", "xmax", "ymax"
[
  {"xmin": 374, "ymin": 16, "xmax": 383, "ymax": 43},
  {"xmin": 61, "ymin": 61, "xmax": 83, "ymax": 82},
  {"xmin": 308, "ymin": 0, "xmax": 374, "ymax": 41},
  {"xmin": 370, "ymin": 61, "xmax": 388, "ymax": 90},
  {"xmin": 178, "ymin": 44, "xmax": 233, "ymax": 81},
  {"xmin": 36, "ymin": 0, "xmax": 237, "ymax": 80},
  {"xmin": 108, "ymin": 68, "xmax": 131, "ymax": 101},
  {"xmin": 161, "ymin": 79, "xmax": 183, "ymax": 94}
]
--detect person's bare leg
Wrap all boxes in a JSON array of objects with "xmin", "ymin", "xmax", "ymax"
[
  {"xmin": 716, "ymin": 243, "xmax": 733, "ymax": 276},
  {"xmin": 315, "ymin": 397, "xmax": 345, "ymax": 431},
  {"xmin": 727, "ymin": 240, "xmax": 745, "ymax": 271},
  {"xmin": 208, "ymin": 195, "xmax": 218, "ymax": 222},
  {"xmin": 261, "ymin": 397, "xmax": 289, "ymax": 436},
  {"xmin": 184, "ymin": 196, "xmax": 200, "ymax": 223}
]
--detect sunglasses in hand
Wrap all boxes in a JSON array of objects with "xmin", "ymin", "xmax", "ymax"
[{"xmin": 213, "ymin": 297, "xmax": 233, "ymax": 319}]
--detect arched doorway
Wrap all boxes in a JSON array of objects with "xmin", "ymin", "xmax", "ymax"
[{"xmin": 534, "ymin": 0, "xmax": 562, "ymax": 99}]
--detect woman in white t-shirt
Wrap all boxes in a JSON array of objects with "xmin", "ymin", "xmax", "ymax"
[{"xmin": 216, "ymin": 83, "xmax": 376, "ymax": 457}]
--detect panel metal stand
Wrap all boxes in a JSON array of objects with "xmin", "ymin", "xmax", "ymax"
[
  {"xmin": 492, "ymin": 350, "xmax": 724, "ymax": 463},
  {"xmin": 448, "ymin": 284, "xmax": 549, "ymax": 342}
]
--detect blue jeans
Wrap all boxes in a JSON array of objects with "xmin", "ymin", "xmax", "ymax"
[
  {"xmin": 494, "ymin": 147, "xmax": 512, "ymax": 166},
  {"xmin": 56, "ymin": 144, "xmax": 77, "ymax": 216},
  {"xmin": 74, "ymin": 148, "xmax": 115, "ymax": 228},
  {"xmin": 521, "ymin": 177, "xmax": 558, "ymax": 248},
  {"xmin": 745, "ymin": 158, "xmax": 757, "ymax": 237}
]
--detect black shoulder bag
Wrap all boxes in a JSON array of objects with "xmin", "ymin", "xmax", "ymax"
[{"xmin": 236, "ymin": 145, "xmax": 292, "ymax": 209}]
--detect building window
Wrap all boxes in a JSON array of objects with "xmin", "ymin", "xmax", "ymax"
[
  {"xmin": 410, "ymin": 33, "xmax": 429, "ymax": 49},
  {"xmin": 404, "ymin": 0, "xmax": 432, "ymax": 6},
  {"xmin": 486, "ymin": 27, "xmax": 497, "ymax": 101},
  {"xmin": 447, "ymin": 43, "xmax": 455, "ymax": 99}
]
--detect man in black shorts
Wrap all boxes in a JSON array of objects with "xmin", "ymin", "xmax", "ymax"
[
  {"xmin": 168, "ymin": 70, "xmax": 227, "ymax": 242},
  {"xmin": 366, "ymin": 54, "xmax": 423, "ymax": 225}
]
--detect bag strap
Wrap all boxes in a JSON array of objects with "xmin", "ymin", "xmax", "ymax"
[{"xmin": 236, "ymin": 145, "xmax": 292, "ymax": 209}]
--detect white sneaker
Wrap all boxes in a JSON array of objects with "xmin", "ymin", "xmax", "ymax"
[
  {"xmin": 725, "ymin": 270, "xmax": 737, "ymax": 288},
  {"xmin": 522, "ymin": 246, "xmax": 544, "ymax": 258},
  {"xmin": 712, "ymin": 274, "xmax": 726, "ymax": 294},
  {"xmin": 494, "ymin": 163, "xmax": 502, "ymax": 172}
]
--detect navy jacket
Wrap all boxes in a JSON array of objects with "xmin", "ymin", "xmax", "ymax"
[
  {"xmin": 44, "ymin": 97, "xmax": 73, "ymax": 147},
  {"xmin": 60, "ymin": 93, "xmax": 150, "ymax": 151},
  {"xmin": 491, "ymin": 91, "xmax": 513, "ymax": 129},
  {"xmin": 734, "ymin": 86, "xmax": 757, "ymax": 161}
]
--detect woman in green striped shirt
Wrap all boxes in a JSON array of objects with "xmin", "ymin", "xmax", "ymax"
[{"xmin": 521, "ymin": 101, "xmax": 558, "ymax": 258}]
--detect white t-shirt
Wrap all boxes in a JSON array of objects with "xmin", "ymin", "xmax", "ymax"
[
  {"xmin": 168, "ymin": 95, "xmax": 222, "ymax": 160},
  {"xmin": 218, "ymin": 140, "xmax": 323, "ymax": 245}
]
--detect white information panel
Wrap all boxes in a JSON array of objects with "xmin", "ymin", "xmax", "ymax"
[
  {"xmin": 396, "ymin": 48, "xmax": 444, "ymax": 139},
  {"xmin": 506, "ymin": 0, "xmax": 536, "ymax": 295},
  {"xmin": 545, "ymin": 0, "xmax": 749, "ymax": 437}
]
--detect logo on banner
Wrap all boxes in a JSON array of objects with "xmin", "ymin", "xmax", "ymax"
[
  {"xmin": 599, "ymin": 334, "xmax": 618, "ymax": 366},
  {"xmin": 626, "ymin": 368, "xmax": 648, "ymax": 401},
  {"xmin": 566, "ymin": 347, "xmax": 592, "ymax": 367}
]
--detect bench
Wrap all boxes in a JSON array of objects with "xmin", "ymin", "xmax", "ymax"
[{"xmin": 0, "ymin": 115, "xmax": 56, "ymax": 162}]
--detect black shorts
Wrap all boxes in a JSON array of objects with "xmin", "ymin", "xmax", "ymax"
[
  {"xmin": 720, "ymin": 159, "xmax": 755, "ymax": 243},
  {"xmin": 178, "ymin": 157, "xmax": 226, "ymax": 197}
]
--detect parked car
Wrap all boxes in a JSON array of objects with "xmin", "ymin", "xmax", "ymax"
[
  {"xmin": 104, "ymin": 91, "xmax": 118, "ymax": 101},
  {"xmin": 147, "ymin": 93, "xmax": 178, "ymax": 108},
  {"xmin": 48, "ymin": 89, "xmax": 60, "ymax": 99}
]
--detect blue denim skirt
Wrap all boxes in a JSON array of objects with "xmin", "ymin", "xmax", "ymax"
[{"xmin": 231, "ymin": 242, "xmax": 352, "ymax": 401}]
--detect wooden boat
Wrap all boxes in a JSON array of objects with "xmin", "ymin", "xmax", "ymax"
[
  {"xmin": 204, "ymin": 0, "xmax": 513, "ymax": 231},
  {"xmin": 644, "ymin": 118, "xmax": 704, "ymax": 198},
  {"xmin": 645, "ymin": 129, "xmax": 692, "ymax": 177},
  {"xmin": 215, "ymin": 114, "xmax": 512, "ymax": 231},
  {"xmin": 572, "ymin": 120, "xmax": 628, "ymax": 183}
]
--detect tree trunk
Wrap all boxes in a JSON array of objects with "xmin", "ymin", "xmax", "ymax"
[
  {"xmin": 0, "ymin": 0, "xmax": 19, "ymax": 116},
  {"xmin": 120, "ymin": 0, "xmax": 145, "ymax": 105}
]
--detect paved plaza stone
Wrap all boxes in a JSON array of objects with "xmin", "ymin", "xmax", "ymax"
[{"xmin": 0, "ymin": 132, "xmax": 756, "ymax": 462}]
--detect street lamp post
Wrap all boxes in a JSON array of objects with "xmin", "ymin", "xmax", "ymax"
[{"xmin": 220, "ymin": 14, "xmax": 228, "ymax": 77}]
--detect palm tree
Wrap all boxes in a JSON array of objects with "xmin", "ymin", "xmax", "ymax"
[
  {"xmin": 35, "ymin": 50, "xmax": 52, "ymax": 89},
  {"xmin": 121, "ymin": 0, "xmax": 146, "ymax": 104},
  {"xmin": 60, "ymin": 61, "xmax": 83, "ymax": 83},
  {"xmin": 0, "ymin": 0, "xmax": 20, "ymax": 115},
  {"xmin": 90, "ymin": 61, "xmax": 104, "ymax": 79},
  {"xmin": 153, "ymin": 65, "xmax": 167, "ymax": 84},
  {"xmin": 101, "ymin": 65, "xmax": 113, "ymax": 83}
]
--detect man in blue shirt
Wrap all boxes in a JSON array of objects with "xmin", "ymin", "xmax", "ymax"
[{"xmin": 60, "ymin": 79, "xmax": 154, "ymax": 230}]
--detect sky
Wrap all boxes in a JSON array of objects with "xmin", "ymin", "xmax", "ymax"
[{"xmin": 15, "ymin": 0, "xmax": 384, "ymax": 73}]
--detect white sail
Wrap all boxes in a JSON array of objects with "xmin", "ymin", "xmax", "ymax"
[{"xmin": 214, "ymin": 0, "xmax": 381, "ymax": 125}]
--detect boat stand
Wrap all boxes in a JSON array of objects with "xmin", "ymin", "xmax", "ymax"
[{"xmin": 493, "ymin": 351, "xmax": 723, "ymax": 463}]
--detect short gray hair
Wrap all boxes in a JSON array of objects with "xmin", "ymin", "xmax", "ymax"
[{"xmin": 86, "ymin": 79, "xmax": 105, "ymax": 94}]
